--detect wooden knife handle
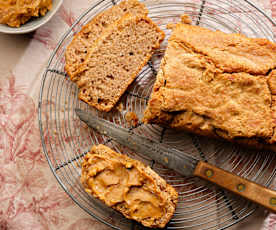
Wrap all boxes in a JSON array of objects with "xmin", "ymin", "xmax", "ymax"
[{"xmin": 194, "ymin": 161, "xmax": 276, "ymax": 213}]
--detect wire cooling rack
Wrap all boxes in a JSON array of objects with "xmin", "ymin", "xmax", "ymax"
[{"xmin": 38, "ymin": 0, "xmax": 276, "ymax": 229}]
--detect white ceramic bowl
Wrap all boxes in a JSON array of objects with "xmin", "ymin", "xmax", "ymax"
[{"xmin": 0, "ymin": 0, "xmax": 63, "ymax": 34}]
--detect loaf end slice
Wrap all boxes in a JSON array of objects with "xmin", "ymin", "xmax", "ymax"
[
  {"xmin": 74, "ymin": 14, "xmax": 165, "ymax": 112},
  {"xmin": 81, "ymin": 144, "xmax": 178, "ymax": 228},
  {"xmin": 65, "ymin": 0, "xmax": 148, "ymax": 79}
]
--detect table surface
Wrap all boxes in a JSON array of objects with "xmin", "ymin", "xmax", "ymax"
[{"xmin": 0, "ymin": 0, "xmax": 274, "ymax": 229}]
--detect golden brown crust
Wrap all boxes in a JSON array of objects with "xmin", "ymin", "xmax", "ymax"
[
  {"xmin": 169, "ymin": 24, "xmax": 276, "ymax": 75},
  {"xmin": 81, "ymin": 144, "xmax": 178, "ymax": 228},
  {"xmin": 268, "ymin": 71, "xmax": 276, "ymax": 144},
  {"xmin": 143, "ymin": 21, "xmax": 276, "ymax": 150}
]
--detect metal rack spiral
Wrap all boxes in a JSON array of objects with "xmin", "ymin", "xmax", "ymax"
[{"xmin": 38, "ymin": 0, "xmax": 276, "ymax": 229}]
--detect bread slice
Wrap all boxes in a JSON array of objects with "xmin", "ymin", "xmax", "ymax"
[
  {"xmin": 143, "ymin": 18, "xmax": 276, "ymax": 150},
  {"xmin": 73, "ymin": 14, "xmax": 164, "ymax": 112},
  {"xmin": 81, "ymin": 144, "xmax": 178, "ymax": 228},
  {"xmin": 65, "ymin": 0, "xmax": 148, "ymax": 79}
]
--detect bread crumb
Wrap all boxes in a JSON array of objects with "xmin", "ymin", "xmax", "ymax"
[
  {"xmin": 116, "ymin": 102, "xmax": 124, "ymax": 112},
  {"xmin": 181, "ymin": 14, "xmax": 192, "ymax": 24},
  {"xmin": 167, "ymin": 23, "xmax": 176, "ymax": 30},
  {"xmin": 125, "ymin": 111, "xmax": 139, "ymax": 127}
]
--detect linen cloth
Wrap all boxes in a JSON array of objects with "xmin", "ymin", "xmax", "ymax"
[{"xmin": 0, "ymin": 0, "xmax": 275, "ymax": 229}]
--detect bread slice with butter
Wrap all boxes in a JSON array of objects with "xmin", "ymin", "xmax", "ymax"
[{"xmin": 81, "ymin": 144, "xmax": 178, "ymax": 228}]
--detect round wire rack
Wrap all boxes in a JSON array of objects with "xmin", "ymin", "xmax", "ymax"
[{"xmin": 38, "ymin": 0, "xmax": 276, "ymax": 229}]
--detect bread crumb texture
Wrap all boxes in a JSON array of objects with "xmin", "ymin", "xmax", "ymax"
[
  {"xmin": 72, "ymin": 13, "xmax": 164, "ymax": 111},
  {"xmin": 65, "ymin": 0, "xmax": 148, "ymax": 78},
  {"xmin": 125, "ymin": 111, "xmax": 139, "ymax": 127}
]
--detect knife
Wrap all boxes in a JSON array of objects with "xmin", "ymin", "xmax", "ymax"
[{"xmin": 76, "ymin": 108, "xmax": 276, "ymax": 213}]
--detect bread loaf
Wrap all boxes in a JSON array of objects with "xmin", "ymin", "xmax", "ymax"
[
  {"xmin": 143, "ymin": 18, "xmax": 276, "ymax": 150},
  {"xmin": 65, "ymin": 0, "xmax": 148, "ymax": 79},
  {"xmin": 73, "ymin": 14, "xmax": 164, "ymax": 112},
  {"xmin": 81, "ymin": 144, "xmax": 178, "ymax": 228}
]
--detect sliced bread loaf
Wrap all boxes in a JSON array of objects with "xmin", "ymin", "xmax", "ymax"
[
  {"xmin": 81, "ymin": 144, "xmax": 178, "ymax": 228},
  {"xmin": 143, "ymin": 19, "xmax": 276, "ymax": 150},
  {"xmin": 73, "ymin": 14, "xmax": 164, "ymax": 112},
  {"xmin": 65, "ymin": 0, "xmax": 148, "ymax": 79}
]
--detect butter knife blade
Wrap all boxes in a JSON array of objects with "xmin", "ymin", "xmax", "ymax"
[
  {"xmin": 75, "ymin": 109, "xmax": 276, "ymax": 213},
  {"xmin": 75, "ymin": 108, "xmax": 198, "ymax": 176}
]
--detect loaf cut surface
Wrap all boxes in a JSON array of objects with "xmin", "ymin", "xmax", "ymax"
[
  {"xmin": 143, "ymin": 20, "xmax": 276, "ymax": 150},
  {"xmin": 65, "ymin": 0, "xmax": 148, "ymax": 79},
  {"xmin": 81, "ymin": 144, "xmax": 178, "ymax": 228},
  {"xmin": 74, "ymin": 14, "xmax": 164, "ymax": 112}
]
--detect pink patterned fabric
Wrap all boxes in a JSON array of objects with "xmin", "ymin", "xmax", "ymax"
[{"xmin": 0, "ymin": 0, "xmax": 275, "ymax": 229}]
